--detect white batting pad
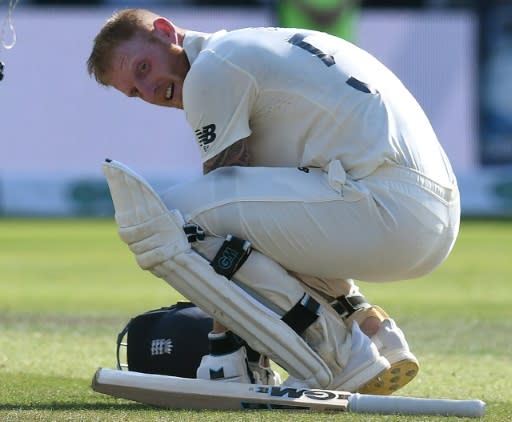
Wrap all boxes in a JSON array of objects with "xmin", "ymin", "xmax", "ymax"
[
  {"xmin": 102, "ymin": 160, "xmax": 191, "ymax": 269},
  {"xmin": 102, "ymin": 159, "xmax": 335, "ymax": 388}
]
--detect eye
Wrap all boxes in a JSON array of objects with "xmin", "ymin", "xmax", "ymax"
[{"xmin": 136, "ymin": 61, "xmax": 148, "ymax": 76}]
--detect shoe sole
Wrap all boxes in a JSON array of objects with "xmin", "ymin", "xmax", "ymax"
[
  {"xmin": 334, "ymin": 356, "xmax": 390, "ymax": 393},
  {"xmin": 357, "ymin": 358, "xmax": 419, "ymax": 395}
]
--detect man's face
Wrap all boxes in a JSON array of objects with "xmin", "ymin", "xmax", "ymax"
[{"xmin": 106, "ymin": 34, "xmax": 189, "ymax": 109}]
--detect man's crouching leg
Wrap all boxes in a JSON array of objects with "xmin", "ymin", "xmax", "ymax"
[
  {"xmin": 191, "ymin": 235, "xmax": 390, "ymax": 392},
  {"xmin": 292, "ymin": 274, "xmax": 419, "ymax": 395},
  {"xmin": 102, "ymin": 160, "xmax": 389, "ymax": 391}
]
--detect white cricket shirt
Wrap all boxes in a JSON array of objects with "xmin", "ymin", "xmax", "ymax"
[{"xmin": 183, "ymin": 27, "xmax": 447, "ymax": 181}]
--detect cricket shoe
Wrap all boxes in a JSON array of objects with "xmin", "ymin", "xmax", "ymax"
[
  {"xmin": 284, "ymin": 321, "xmax": 390, "ymax": 392},
  {"xmin": 196, "ymin": 331, "xmax": 280, "ymax": 385},
  {"xmin": 348, "ymin": 306, "xmax": 420, "ymax": 395}
]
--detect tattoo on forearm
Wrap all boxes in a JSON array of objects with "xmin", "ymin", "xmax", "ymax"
[{"xmin": 203, "ymin": 139, "xmax": 250, "ymax": 174}]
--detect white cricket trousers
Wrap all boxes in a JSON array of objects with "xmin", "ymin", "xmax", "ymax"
[{"xmin": 161, "ymin": 161, "xmax": 460, "ymax": 283}]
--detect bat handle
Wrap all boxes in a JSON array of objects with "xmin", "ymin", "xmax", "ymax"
[{"xmin": 348, "ymin": 393, "xmax": 486, "ymax": 418}]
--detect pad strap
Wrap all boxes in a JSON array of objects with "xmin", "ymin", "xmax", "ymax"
[
  {"xmin": 330, "ymin": 294, "xmax": 369, "ymax": 318},
  {"xmin": 282, "ymin": 294, "xmax": 321, "ymax": 335},
  {"xmin": 210, "ymin": 234, "xmax": 252, "ymax": 279}
]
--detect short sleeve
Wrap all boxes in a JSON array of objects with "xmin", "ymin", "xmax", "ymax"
[{"xmin": 183, "ymin": 51, "xmax": 256, "ymax": 162}]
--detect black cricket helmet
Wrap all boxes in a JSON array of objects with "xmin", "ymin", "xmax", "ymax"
[{"xmin": 116, "ymin": 302, "xmax": 213, "ymax": 378}]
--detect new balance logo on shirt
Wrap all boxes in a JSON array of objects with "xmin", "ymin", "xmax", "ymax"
[{"xmin": 195, "ymin": 124, "xmax": 217, "ymax": 152}]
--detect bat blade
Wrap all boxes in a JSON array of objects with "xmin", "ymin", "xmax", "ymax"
[{"xmin": 92, "ymin": 368, "xmax": 349, "ymax": 411}]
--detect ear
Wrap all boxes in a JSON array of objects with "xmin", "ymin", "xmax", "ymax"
[{"xmin": 153, "ymin": 18, "xmax": 178, "ymax": 44}]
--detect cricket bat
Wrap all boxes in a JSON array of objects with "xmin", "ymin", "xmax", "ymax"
[{"xmin": 92, "ymin": 368, "xmax": 486, "ymax": 417}]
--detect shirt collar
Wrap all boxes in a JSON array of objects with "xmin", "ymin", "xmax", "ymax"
[{"xmin": 183, "ymin": 29, "xmax": 227, "ymax": 65}]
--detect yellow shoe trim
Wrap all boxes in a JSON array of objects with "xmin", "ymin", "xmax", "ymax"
[{"xmin": 356, "ymin": 359, "xmax": 419, "ymax": 395}]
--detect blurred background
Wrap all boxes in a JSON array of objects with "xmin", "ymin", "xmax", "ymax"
[{"xmin": 1, "ymin": 0, "xmax": 511, "ymax": 218}]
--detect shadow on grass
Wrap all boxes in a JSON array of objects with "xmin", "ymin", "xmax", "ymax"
[
  {"xmin": 0, "ymin": 402, "xmax": 154, "ymax": 411},
  {"xmin": 0, "ymin": 402, "xmax": 239, "ymax": 415}
]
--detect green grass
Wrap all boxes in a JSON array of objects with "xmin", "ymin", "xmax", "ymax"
[{"xmin": 0, "ymin": 218, "xmax": 511, "ymax": 421}]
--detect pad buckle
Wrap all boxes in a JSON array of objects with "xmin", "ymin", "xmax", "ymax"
[
  {"xmin": 183, "ymin": 223, "xmax": 206, "ymax": 243},
  {"xmin": 331, "ymin": 295, "xmax": 369, "ymax": 318}
]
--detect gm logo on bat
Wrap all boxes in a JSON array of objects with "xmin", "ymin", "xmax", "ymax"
[{"xmin": 255, "ymin": 386, "xmax": 349, "ymax": 401}]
